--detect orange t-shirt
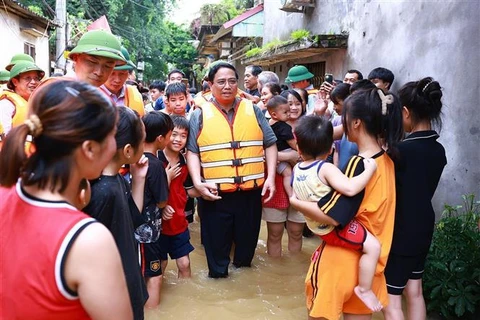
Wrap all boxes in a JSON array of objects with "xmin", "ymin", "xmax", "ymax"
[{"xmin": 305, "ymin": 151, "xmax": 396, "ymax": 319}]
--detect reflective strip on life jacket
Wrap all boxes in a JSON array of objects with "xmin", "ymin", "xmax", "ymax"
[{"xmin": 200, "ymin": 156, "xmax": 265, "ymax": 168}]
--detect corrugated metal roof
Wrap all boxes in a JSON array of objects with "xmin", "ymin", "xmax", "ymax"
[
  {"xmin": 223, "ymin": 4, "xmax": 263, "ymax": 29},
  {"xmin": 1, "ymin": 0, "xmax": 57, "ymax": 28},
  {"xmin": 210, "ymin": 5, "xmax": 264, "ymax": 43}
]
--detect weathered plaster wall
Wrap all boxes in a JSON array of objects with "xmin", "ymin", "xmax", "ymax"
[
  {"xmin": 262, "ymin": 0, "xmax": 480, "ymax": 215},
  {"xmin": 0, "ymin": 10, "xmax": 51, "ymax": 73}
]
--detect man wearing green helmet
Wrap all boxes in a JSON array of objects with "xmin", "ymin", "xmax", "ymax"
[
  {"xmin": 0, "ymin": 61, "xmax": 44, "ymax": 135},
  {"xmin": 68, "ymin": 29, "xmax": 127, "ymax": 87},
  {"xmin": 285, "ymin": 65, "xmax": 319, "ymax": 115},
  {"xmin": 5, "ymin": 54, "xmax": 35, "ymax": 71},
  {"xmin": 100, "ymin": 47, "xmax": 144, "ymax": 116}
]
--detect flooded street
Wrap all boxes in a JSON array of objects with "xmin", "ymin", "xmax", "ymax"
[{"xmin": 146, "ymin": 220, "xmax": 387, "ymax": 320}]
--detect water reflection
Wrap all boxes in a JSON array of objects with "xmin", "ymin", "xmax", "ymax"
[{"xmin": 146, "ymin": 221, "xmax": 385, "ymax": 320}]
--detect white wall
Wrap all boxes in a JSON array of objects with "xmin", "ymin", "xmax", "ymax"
[
  {"xmin": 262, "ymin": 0, "xmax": 480, "ymax": 214},
  {"xmin": 0, "ymin": 10, "xmax": 51, "ymax": 73}
]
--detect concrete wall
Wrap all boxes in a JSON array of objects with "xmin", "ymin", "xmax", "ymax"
[
  {"xmin": 262, "ymin": 0, "xmax": 480, "ymax": 215},
  {"xmin": 0, "ymin": 10, "xmax": 51, "ymax": 73}
]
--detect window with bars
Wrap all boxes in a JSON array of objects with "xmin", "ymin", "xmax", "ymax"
[
  {"xmin": 304, "ymin": 61, "xmax": 325, "ymax": 88},
  {"xmin": 24, "ymin": 43, "xmax": 36, "ymax": 61}
]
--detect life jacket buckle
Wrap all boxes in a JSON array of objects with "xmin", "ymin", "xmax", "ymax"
[{"xmin": 233, "ymin": 176, "xmax": 242, "ymax": 184}]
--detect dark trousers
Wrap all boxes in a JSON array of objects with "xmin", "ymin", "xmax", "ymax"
[{"xmin": 198, "ymin": 189, "xmax": 262, "ymax": 278}]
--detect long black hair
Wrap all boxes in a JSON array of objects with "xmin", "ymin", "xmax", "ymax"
[
  {"xmin": 342, "ymin": 88, "xmax": 403, "ymax": 156},
  {"xmin": 398, "ymin": 77, "xmax": 443, "ymax": 131}
]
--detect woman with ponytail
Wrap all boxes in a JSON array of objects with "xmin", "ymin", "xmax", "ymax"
[
  {"xmin": 290, "ymin": 87, "xmax": 403, "ymax": 319},
  {"xmin": 383, "ymin": 77, "xmax": 447, "ymax": 320},
  {"xmin": 0, "ymin": 80, "xmax": 133, "ymax": 319}
]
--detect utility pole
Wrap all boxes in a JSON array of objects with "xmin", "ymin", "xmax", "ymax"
[{"xmin": 55, "ymin": 0, "xmax": 67, "ymax": 73}]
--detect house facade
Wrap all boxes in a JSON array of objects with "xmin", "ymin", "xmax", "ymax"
[
  {"xmin": 210, "ymin": 0, "xmax": 479, "ymax": 215},
  {"xmin": 0, "ymin": 0, "xmax": 55, "ymax": 73}
]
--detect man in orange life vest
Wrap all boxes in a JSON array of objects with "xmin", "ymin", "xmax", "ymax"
[
  {"xmin": 186, "ymin": 61, "xmax": 277, "ymax": 278},
  {"xmin": 67, "ymin": 29, "xmax": 127, "ymax": 87},
  {"xmin": 0, "ymin": 61, "xmax": 44, "ymax": 136},
  {"xmin": 100, "ymin": 47, "xmax": 144, "ymax": 116}
]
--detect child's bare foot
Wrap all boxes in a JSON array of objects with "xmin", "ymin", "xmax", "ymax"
[{"xmin": 354, "ymin": 286, "xmax": 383, "ymax": 312}]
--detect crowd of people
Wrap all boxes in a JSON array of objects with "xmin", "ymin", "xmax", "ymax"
[{"xmin": 0, "ymin": 28, "xmax": 447, "ymax": 320}]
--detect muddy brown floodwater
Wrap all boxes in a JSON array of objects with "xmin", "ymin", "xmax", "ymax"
[{"xmin": 146, "ymin": 220, "xmax": 386, "ymax": 320}]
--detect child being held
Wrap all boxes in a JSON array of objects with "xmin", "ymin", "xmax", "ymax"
[
  {"xmin": 157, "ymin": 116, "xmax": 200, "ymax": 278},
  {"xmin": 265, "ymin": 95, "xmax": 297, "ymax": 197},
  {"xmin": 292, "ymin": 115, "xmax": 383, "ymax": 312}
]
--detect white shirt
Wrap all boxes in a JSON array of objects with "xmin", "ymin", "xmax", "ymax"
[{"xmin": 0, "ymin": 98, "xmax": 16, "ymax": 135}]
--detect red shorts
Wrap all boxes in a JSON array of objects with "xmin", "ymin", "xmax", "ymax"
[{"xmin": 320, "ymin": 219, "xmax": 366, "ymax": 251}]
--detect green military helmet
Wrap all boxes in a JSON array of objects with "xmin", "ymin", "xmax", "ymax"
[
  {"xmin": 69, "ymin": 29, "xmax": 126, "ymax": 65},
  {"xmin": 114, "ymin": 46, "xmax": 136, "ymax": 71},
  {"xmin": 285, "ymin": 65, "xmax": 314, "ymax": 83},
  {"xmin": 5, "ymin": 54, "xmax": 35, "ymax": 71},
  {"xmin": 9, "ymin": 61, "xmax": 45, "ymax": 81},
  {"xmin": 0, "ymin": 69, "xmax": 10, "ymax": 82}
]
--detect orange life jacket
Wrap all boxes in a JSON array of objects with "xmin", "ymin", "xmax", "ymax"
[
  {"xmin": 197, "ymin": 99, "xmax": 265, "ymax": 192},
  {"xmin": 0, "ymin": 90, "xmax": 28, "ymax": 128},
  {"xmin": 0, "ymin": 90, "xmax": 32, "ymax": 153},
  {"xmin": 193, "ymin": 92, "xmax": 211, "ymax": 108},
  {"xmin": 124, "ymin": 85, "xmax": 144, "ymax": 116}
]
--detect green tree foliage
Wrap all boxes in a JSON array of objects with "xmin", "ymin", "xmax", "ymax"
[
  {"xmin": 199, "ymin": 0, "xmax": 251, "ymax": 25},
  {"xmin": 161, "ymin": 22, "xmax": 198, "ymax": 76},
  {"xmin": 18, "ymin": 0, "xmax": 198, "ymax": 82}
]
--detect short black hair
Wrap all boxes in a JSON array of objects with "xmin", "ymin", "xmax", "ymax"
[
  {"xmin": 207, "ymin": 62, "xmax": 238, "ymax": 82},
  {"xmin": 350, "ymin": 79, "xmax": 376, "ymax": 94},
  {"xmin": 246, "ymin": 65, "xmax": 263, "ymax": 77},
  {"xmin": 346, "ymin": 69, "xmax": 363, "ymax": 80},
  {"xmin": 368, "ymin": 67, "xmax": 394, "ymax": 87},
  {"xmin": 171, "ymin": 115, "xmax": 190, "ymax": 132},
  {"xmin": 294, "ymin": 116, "xmax": 333, "ymax": 159},
  {"xmin": 149, "ymin": 80, "xmax": 166, "ymax": 91},
  {"xmin": 168, "ymin": 69, "xmax": 185, "ymax": 79},
  {"xmin": 165, "ymin": 82, "xmax": 187, "ymax": 99},
  {"xmin": 266, "ymin": 95, "xmax": 288, "ymax": 111},
  {"xmin": 142, "ymin": 111, "xmax": 174, "ymax": 143},
  {"xmin": 330, "ymin": 83, "xmax": 351, "ymax": 105}
]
